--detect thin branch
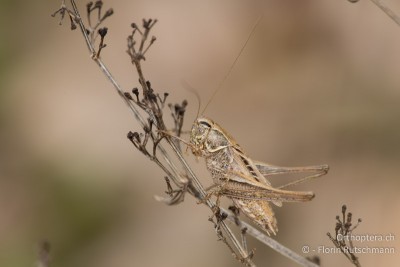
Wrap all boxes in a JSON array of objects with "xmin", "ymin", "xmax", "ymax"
[
  {"xmin": 36, "ymin": 240, "xmax": 51, "ymax": 267},
  {"xmin": 348, "ymin": 0, "xmax": 400, "ymax": 27},
  {"xmin": 369, "ymin": 0, "xmax": 400, "ymax": 27},
  {"xmin": 224, "ymin": 212, "xmax": 319, "ymax": 267}
]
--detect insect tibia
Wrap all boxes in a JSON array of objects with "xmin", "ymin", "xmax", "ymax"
[{"xmin": 254, "ymin": 162, "xmax": 329, "ymax": 189}]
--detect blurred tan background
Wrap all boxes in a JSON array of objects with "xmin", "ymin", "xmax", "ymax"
[{"xmin": 0, "ymin": 0, "xmax": 399, "ymax": 266}]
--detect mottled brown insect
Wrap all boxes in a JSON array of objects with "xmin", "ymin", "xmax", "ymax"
[{"xmin": 190, "ymin": 117, "xmax": 328, "ymax": 235}]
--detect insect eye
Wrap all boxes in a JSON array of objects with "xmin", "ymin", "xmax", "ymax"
[{"xmin": 199, "ymin": 121, "xmax": 211, "ymax": 128}]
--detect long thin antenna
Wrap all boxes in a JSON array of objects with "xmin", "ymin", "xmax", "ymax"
[
  {"xmin": 201, "ymin": 15, "xmax": 263, "ymax": 115},
  {"xmin": 181, "ymin": 80, "xmax": 201, "ymax": 120}
]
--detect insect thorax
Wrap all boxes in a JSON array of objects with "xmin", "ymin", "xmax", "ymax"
[
  {"xmin": 205, "ymin": 148, "xmax": 232, "ymax": 184},
  {"xmin": 203, "ymin": 128, "xmax": 233, "ymax": 184}
]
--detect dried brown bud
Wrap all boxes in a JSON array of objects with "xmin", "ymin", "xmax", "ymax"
[
  {"xmin": 347, "ymin": 212, "xmax": 352, "ymax": 223},
  {"xmin": 132, "ymin": 88, "xmax": 139, "ymax": 96},
  {"xmin": 127, "ymin": 131, "xmax": 135, "ymax": 141},
  {"xmin": 335, "ymin": 222, "xmax": 341, "ymax": 233},
  {"xmin": 94, "ymin": 0, "xmax": 103, "ymax": 9},
  {"xmin": 124, "ymin": 92, "xmax": 133, "ymax": 100},
  {"xmin": 86, "ymin": 2, "xmax": 93, "ymax": 13},
  {"xmin": 104, "ymin": 8, "xmax": 114, "ymax": 18},
  {"xmin": 98, "ymin": 27, "xmax": 108, "ymax": 38}
]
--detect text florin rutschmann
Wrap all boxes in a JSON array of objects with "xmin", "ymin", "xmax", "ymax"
[{"xmin": 317, "ymin": 246, "xmax": 395, "ymax": 254}]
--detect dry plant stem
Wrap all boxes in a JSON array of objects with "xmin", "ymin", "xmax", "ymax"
[
  {"xmin": 64, "ymin": 1, "xmax": 319, "ymax": 266},
  {"xmin": 68, "ymin": 1, "xmax": 254, "ymax": 266},
  {"xmin": 167, "ymin": 140, "xmax": 253, "ymax": 265},
  {"xmin": 69, "ymin": 1, "xmax": 185, "ymax": 186},
  {"xmin": 37, "ymin": 240, "xmax": 51, "ymax": 267},
  {"xmin": 226, "ymin": 214, "xmax": 319, "ymax": 267},
  {"xmin": 327, "ymin": 205, "xmax": 362, "ymax": 267},
  {"xmin": 369, "ymin": 0, "xmax": 400, "ymax": 26}
]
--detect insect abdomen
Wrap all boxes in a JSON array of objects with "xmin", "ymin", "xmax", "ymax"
[{"xmin": 232, "ymin": 198, "xmax": 278, "ymax": 235}]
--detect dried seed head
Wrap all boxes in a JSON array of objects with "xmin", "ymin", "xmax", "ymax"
[
  {"xmin": 87, "ymin": 2, "xmax": 93, "ymax": 13},
  {"xmin": 98, "ymin": 27, "xmax": 108, "ymax": 38},
  {"xmin": 103, "ymin": 8, "xmax": 114, "ymax": 19},
  {"xmin": 335, "ymin": 222, "xmax": 341, "ymax": 232},
  {"xmin": 143, "ymin": 18, "xmax": 152, "ymax": 29},
  {"xmin": 70, "ymin": 20, "xmax": 77, "ymax": 30},
  {"xmin": 94, "ymin": 0, "xmax": 103, "ymax": 9},
  {"xmin": 124, "ymin": 92, "xmax": 133, "ymax": 100},
  {"xmin": 146, "ymin": 80, "xmax": 152, "ymax": 89},
  {"xmin": 127, "ymin": 131, "xmax": 134, "ymax": 141},
  {"xmin": 347, "ymin": 212, "xmax": 352, "ymax": 223}
]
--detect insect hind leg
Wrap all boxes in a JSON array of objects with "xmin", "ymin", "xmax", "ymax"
[{"xmin": 196, "ymin": 183, "xmax": 224, "ymax": 204}]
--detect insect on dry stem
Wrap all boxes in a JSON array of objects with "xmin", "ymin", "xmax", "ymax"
[
  {"xmin": 167, "ymin": 14, "xmax": 330, "ymax": 236},
  {"xmin": 183, "ymin": 116, "xmax": 329, "ymax": 235}
]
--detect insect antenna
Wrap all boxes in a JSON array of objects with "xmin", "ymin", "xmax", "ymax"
[
  {"xmin": 200, "ymin": 14, "xmax": 263, "ymax": 116},
  {"xmin": 181, "ymin": 80, "xmax": 202, "ymax": 120}
]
